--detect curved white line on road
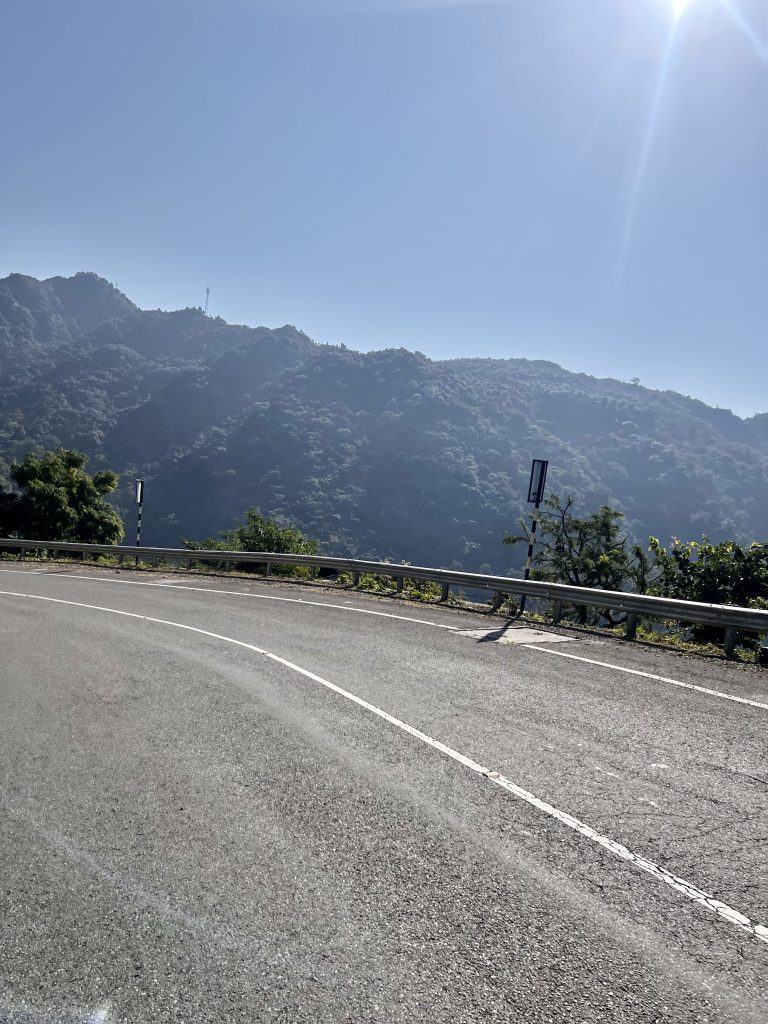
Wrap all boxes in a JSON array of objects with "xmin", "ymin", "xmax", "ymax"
[
  {"xmin": 522, "ymin": 645, "xmax": 768, "ymax": 713},
  {"xmin": 2, "ymin": 585, "xmax": 767, "ymax": 947},
  {"xmin": 0, "ymin": 568, "xmax": 460, "ymax": 631}
]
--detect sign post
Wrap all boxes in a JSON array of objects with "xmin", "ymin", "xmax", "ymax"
[
  {"xmin": 135, "ymin": 479, "xmax": 144, "ymax": 566},
  {"xmin": 519, "ymin": 459, "xmax": 548, "ymax": 617}
]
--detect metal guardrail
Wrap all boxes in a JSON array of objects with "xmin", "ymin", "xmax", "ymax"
[{"xmin": 2, "ymin": 536, "xmax": 767, "ymax": 657}]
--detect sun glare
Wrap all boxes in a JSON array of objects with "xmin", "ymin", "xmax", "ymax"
[{"xmin": 669, "ymin": 0, "xmax": 692, "ymax": 18}]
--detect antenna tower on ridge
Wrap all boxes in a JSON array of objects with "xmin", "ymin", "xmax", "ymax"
[{"xmin": 204, "ymin": 287, "xmax": 210, "ymax": 315}]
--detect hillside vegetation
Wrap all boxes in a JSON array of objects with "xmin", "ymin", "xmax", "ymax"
[{"xmin": 1, "ymin": 271, "xmax": 766, "ymax": 574}]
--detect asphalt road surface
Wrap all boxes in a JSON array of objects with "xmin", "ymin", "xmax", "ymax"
[{"xmin": 1, "ymin": 565, "xmax": 767, "ymax": 1023}]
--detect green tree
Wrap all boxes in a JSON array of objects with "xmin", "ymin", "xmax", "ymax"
[
  {"xmin": 503, "ymin": 494, "xmax": 644, "ymax": 623},
  {"xmin": 650, "ymin": 534, "xmax": 768, "ymax": 604},
  {"xmin": 648, "ymin": 537, "xmax": 768, "ymax": 647},
  {"xmin": 185, "ymin": 507, "xmax": 319, "ymax": 572},
  {"xmin": 0, "ymin": 449, "xmax": 124, "ymax": 543}
]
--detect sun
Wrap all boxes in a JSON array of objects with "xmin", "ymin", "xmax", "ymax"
[{"xmin": 668, "ymin": 0, "xmax": 692, "ymax": 18}]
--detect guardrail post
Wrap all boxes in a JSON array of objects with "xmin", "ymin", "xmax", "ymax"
[
  {"xmin": 625, "ymin": 613, "xmax": 638, "ymax": 641},
  {"xmin": 266, "ymin": 562, "xmax": 272, "ymax": 576},
  {"xmin": 352, "ymin": 571, "xmax": 360, "ymax": 587},
  {"xmin": 723, "ymin": 628, "xmax": 736, "ymax": 659},
  {"xmin": 552, "ymin": 600, "xmax": 563, "ymax": 624},
  {"xmin": 441, "ymin": 582, "xmax": 450, "ymax": 602},
  {"xmin": 491, "ymin": 590, "xmax": 503, "ymax": 612},
  {"xmin": 20, "ymin": 547, "xmax": 26, "ymax": 559},
  {"xmin": 396, "ymin": 576, "xmax": 404, "ymax": 594}
]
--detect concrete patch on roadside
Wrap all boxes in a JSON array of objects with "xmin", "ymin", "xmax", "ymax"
[{"xmin": 457, "ymin": 626, "xmax": 578, "ymax": 645}]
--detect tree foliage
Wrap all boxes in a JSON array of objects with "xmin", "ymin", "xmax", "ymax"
[
  {"xmin": 184, "ymin": 507, "xmax": 319, "ymax": 572},
  {"xmin": 647, "ymin": 537, "xmax": 768, "ymax": 646},
  {"xmin": 504, "ymin": 494, "xmax": 645, "ymax": 623},
  {"xmin": 0, "ymin": 448, "xmax": 123, "ymax": 543},
  {"xmin": 649, "ymin": 537, "xmax": 768, "ymax": 607}
]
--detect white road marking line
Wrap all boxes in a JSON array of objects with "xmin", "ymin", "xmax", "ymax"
[
  {"xmin": 0, "ymin": 568, "xmax": 460, "ymax": 631},
  {"xmin": 521, "ymin": 644, "xmax": 768, "ymax": 712},
  {"xmin": 2, "ymin": 586, "xmax": 767, "ymax": 947}
]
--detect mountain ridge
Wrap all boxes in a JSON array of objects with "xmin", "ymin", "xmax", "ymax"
[{"xmin": 1, "ymin": 271, "xmax": 765, "ymax": 572}]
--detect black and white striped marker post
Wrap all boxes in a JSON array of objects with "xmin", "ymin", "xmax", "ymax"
[
  {"xmin": 519, "ymin": 459, "xmax": 548, "ymax": 617},
  {"xmin": 135, "ymin": 478, "xmax": 144, "ymax": 566}
]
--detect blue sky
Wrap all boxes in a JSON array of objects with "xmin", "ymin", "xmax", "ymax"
[{"xmin": 2, "ymin": 0, "xmax": 766, "ymax": 415}]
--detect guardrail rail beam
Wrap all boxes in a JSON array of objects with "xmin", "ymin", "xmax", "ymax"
[{"xmin": 2, "ymin": 537, "xmax": 767, "ymax": 655}]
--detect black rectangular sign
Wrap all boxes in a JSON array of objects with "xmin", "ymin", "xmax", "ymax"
[{"xmin": 527, "ymin": 460, "xmax": 548, "ymax": 504}]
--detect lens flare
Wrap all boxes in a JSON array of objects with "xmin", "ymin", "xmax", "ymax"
[{"xmin": 616, "ymin": 22, "xmax": 679, "ymax": 284}]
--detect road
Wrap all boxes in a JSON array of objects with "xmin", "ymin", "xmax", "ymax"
[{"xmin": 1, "ymin": 564, "xmax": 767, "ymax": 1022}]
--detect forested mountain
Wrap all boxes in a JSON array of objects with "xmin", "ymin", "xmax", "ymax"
[{"xmin": 1, "ymin": 271, "xmax": 766, "ymax": 574}]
